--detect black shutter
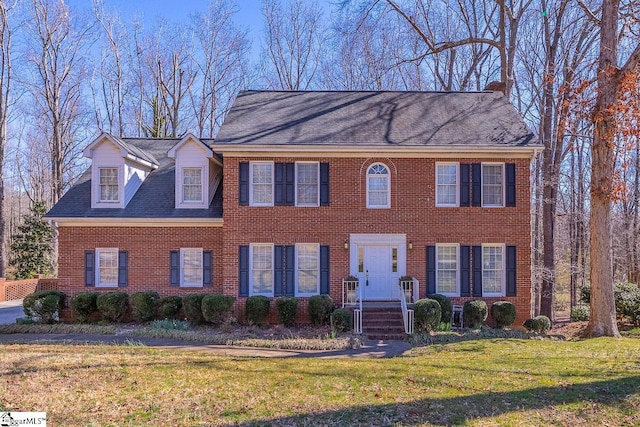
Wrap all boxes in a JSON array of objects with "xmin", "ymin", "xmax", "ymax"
[
  {"xmin": 203, "ymin": 251, "xmax": 213, "ymax": 287},
  {"xmin": 85, "ymin": 251, "xmax": 95, "ymax": 287},
  {"xmin": 320, "ymin": 245, "xmax": 330, "ymax": 294},
  {"xmin": 169, "ymin": 251, "xmax": 180, "ymax": 286},
  {"xmin": 274, "ymin": 163, "xmax": 285, "ymax": 205},
  {"xmin": 239, "ymin": 246, "xmax": 249, "ymax": 297},
  {"xmin": 274, "ymin": 245, "xmax": 284, "ymax": 296},
  {"xmin": 117, "ymin": 251, "xmax": 128, "ymax": 287},
  {"xmin": 285, "ymin": 163, "xmax": 295, "ymax": 205},
  {"xmin": 285, "ymin": 245, "xmax": 295, "ymax": 296},
  {"xmin": 471, "ymin": 164, "xmax": 482, "ymax": 206},
  {"xmin": 460, "ymin": 164, "xmax": 470, "ymax": 206},
  {"xmin": 472, "ymin": 246, "xmax": 483, "ymax": 296},
  {"xmin": 460, "ymin": 246, "xmax": 470, "ymax": 296},
  {"xmin": 320, "ymin": 163, "xmax": 330, "ymax": 206},
  {"xmin": 506, "ymin": 246, "xmax": 517, "ymax": 296},
  {"xmin": 506, "ymin": 163, "xmax": 516, "ymax": 207},
  {"xmin": 239, "ymin": 162, "xmax": 249, "ymax": 206},
  {"xmin": 426, "ymin": 246, "xmax": 436, "ymax": 295}
]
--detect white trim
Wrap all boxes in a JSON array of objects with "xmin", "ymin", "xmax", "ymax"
[
  {"xmin": 249, "ymin": 161, "xmax": 274, "ymax": 207},
  {"xmin": 295, "ymin": 243, "xmax": 320, "ymax": 296},
  {"xmin": 249, "ymin": 244, "xmax": 274, "ymax": 297},
  {"xmin": 180, "ymin": 248, "xmax": 204, "ymax": 287},
  {"xmin": 349, "ymin": 233, "xmax": 407, "ymax": 278},
  {"xmin": 366, "ymin": 163, "xmax": 391, "ymax": 209},
  {"xmin": 98, "ymin": 167, "xmax": 120, "ymax": 203},
  {"xmin": 481, "ymin": 163, "xmax": 505, "ymax": 208},
  {"xmin": 95, "ymin": 247, "xmax": 119, "ymax": 288},
  {"xmin": 178, "ymin": 166, "xmax": 206, "ymax": 208},
  {"xmin": 435, "ymin": 162, "xmax": 460, "ymax": 207},
  {"xmin": 48, "ymin": 218, "xmax": 223, "ymax": 227},
  {"xmin": 436, "ymin": 244, "xmax": 459, "ymax": 297},
  {"xmin": 168, "ymin": 133, "xmax": 214, "ymax": 159},
  {"xmin": 84, "ymin": 132, "xmax": 158, "ymax": 169},
  {"xmin": 92, "ymin": 165, "xmax": 124, "ymax": 209},
  {"xmin": 482, "ymin": 243, "xmax": 506, "ymax": 297},
  {"xmin": 295, "ymin": 161, "xmax": 320, "ymax": 207}
]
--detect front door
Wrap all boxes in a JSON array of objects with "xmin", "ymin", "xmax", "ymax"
[{"xmin": 363, "ymin": 246, "xmax": 393, "ymax": 299}]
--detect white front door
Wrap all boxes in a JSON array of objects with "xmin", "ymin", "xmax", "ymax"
[{"xmin": 363, "ymin": 246, "xmax": 393, "ymax": 299}]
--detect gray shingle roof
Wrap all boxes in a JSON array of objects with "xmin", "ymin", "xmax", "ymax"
[
  {"xmin": 214, "ymin": 90, "xmax": 538, "ymax": 147},
  {"xmin": 110, "ymin": 135, "xmax": 160, "ymax": 166},
  {"xmin": 45, "ymin": 138, "xmax": 222, "ymax": 219}
]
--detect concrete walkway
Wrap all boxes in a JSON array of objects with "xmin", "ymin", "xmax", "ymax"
[
  {"xmin": 0, "ymin": 299, "xmax": 23, "ymax": 325},
  {"xmin": 0, "ymin": 332, "xmax": 413, "ymax": 358}
]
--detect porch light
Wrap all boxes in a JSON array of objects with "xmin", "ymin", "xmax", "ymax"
[
  {"xmin": 344, "ymin": 240, "xmax": 349, "ymax": 249},
  {"xmin": 408, "ymin": 241, "xmax": 413, "ymax": 250}
]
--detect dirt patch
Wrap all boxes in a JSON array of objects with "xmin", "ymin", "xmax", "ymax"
[{"xmin": 550, "ymin": 321, "xmax": 588, "ymax": 339}]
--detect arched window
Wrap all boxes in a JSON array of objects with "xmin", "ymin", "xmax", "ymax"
[{"xmin": 367, "ymin": 163, "xmax": 390, "ymax": 208}]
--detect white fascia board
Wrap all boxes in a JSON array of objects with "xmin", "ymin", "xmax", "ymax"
[
  {"xmin": 48, "ymin": 217, "xmax": 224, "ymax": 227},
  {"xmin": 168, "ymin": 133, "xmax": 214, "ymax": 158}
]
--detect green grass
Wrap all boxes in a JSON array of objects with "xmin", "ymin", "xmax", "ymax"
[{"xmin": 0, "ymin": 338, "xmax": 638, "ymax": 426}]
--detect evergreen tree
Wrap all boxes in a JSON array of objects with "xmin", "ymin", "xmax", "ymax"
[{"xmin": 10, "ymin": 202, "xmax": 53, "ymax": 279}]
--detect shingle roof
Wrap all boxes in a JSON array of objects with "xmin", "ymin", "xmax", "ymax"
[
  {"xmin": 45, "ymin": 138, "xmax": 222, "ymax": 219},
  {"xmin": 215, "ymin": 90, "xmax": 538, "ymax": 147}
]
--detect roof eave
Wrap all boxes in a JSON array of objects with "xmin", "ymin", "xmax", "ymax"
[{"xmin": 45, "ymin": 217, "xmax": 224, "ymax": 227}]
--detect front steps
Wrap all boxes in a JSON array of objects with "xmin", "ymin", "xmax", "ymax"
[{"xmin": 361, "ymin": 302, "xmax": 407, "ymax": 340}]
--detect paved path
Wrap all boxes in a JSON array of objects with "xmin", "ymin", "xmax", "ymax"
[
  {"xmin": 0, "ymin": 300, "xmax": 23, "ymax": 324},
  {"xmin": 0, "ymin": 332, "xmax": 412, "ymax": 358}
]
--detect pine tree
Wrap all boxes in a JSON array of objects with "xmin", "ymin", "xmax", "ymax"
[{"xmin": 9, "ymin": 202, "xmax": 54, "ymax": 279}]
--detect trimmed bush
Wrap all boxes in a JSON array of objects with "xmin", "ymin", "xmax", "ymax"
[
  {"xmin": 308, "ymin": 295, "xmax": 334, "ymax": 326},
  {"xmin": 414, "ymin": 298, "xmax": 442, "ymax": 332},
  {"xmin": 96, "ymin": 292, "xmax": 129, "ymax": 323},
  {"xmin": 245, "ymin": 295, "xmax": 270, "ymax": 325},
  {"xmin": 275, "ymin": 297, "xmax": 298, "ymax": 326},
  {"xmin": 70, "ymin": 292, "xmax": 99, "ymax": 323},
  {"xmin": 331, "ymin": 308, "xmax": 352, "ymax": 332},
  {"xmin": 570, "ymin": 305, "xmax": 590, "ymax": 322},
  {"xmin": 130, "ymin": 291, "xmax": 160, "ymax": 322},
  {"xmin": 428, "ymin": 294, "xmax": 452, "ymax": 324},
  {"xmin": 490, "ymin": 301, "xmax": 517, "ymax": 328},
  {"xmin": 23, "ymin": 291, "xmax": 66, "ymax": 324},
  {"xmin": 201, "ymin": 294, "xmax": 235, "ymax": 325},
  {"xmin": 614, "ymin": 282, "xmax": 640, "ymax": 325},
  {"xmin": 463, "ymin": 300, "xmax": 488, "ymax": 328},
  {"xmin": 157, "ymin": 296, "xmax": 182, "ymax": 319},
  {"xmin": 523, "ymin": 315, "xmax": 551, "ymax": 333},
  {"xmin": 183, "ymin": 294, "xmax": 207, "ymax": 325}
]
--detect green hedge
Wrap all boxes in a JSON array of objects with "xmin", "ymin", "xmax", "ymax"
[
  {"xmin": 157, "ymin": 296, "xmax": 182, "ymax": 319},
  {"xmin": 183, "ymin": 294, "xmax": 207, "ymax": 325},
  {"xmin": 331, "ymin": 308, "xmax": 352, "ymax": 332},
  {"xmin": 201, "ymin": 294, "xmax": 235, "ymax": 325},
  {"xmin": 523, "ymin": 315, "xmax": 551, "ymax": 333},
  {"xmin": 308, "ymin": 295, "xmax": 334, "ymax": 326},
  {"xmin": 245, "ymin": 296, "xmax": 270, "ymax": 325},
  {"xmin": 70, "ymin": 292, "xmax": 99, "ymax": 323},
  {"xmin": 463, "ymin": 300, "xmax": 488, "ymax": 328},
  {"xmin": 23, "ymin": 291, "xmax": 66, "ymax": 324},
  {"xmin": 490, "ymin": 301, "xmax": 516, "ymax": 328},
  {"xmin": 275, "ymin": 297, "xmax": 298, "ymax": 326},
  {"xmin": 414, "ymin": 298, "xmax": 441, "ymax": 332},
  {"xmin": 428, "ymin": 294, "xmax": 452, "ymax": 324},
  {"xmin": 96, "ymin": 292, "xmax": 129, "ymax": 323},
  {"xmin": 130, "ymin": 291, "xmax": 160, "ymax": 322}
]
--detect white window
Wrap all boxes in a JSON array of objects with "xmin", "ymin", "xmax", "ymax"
[
  {"xmin": 96, "ymin": 248, "xmax": 118, "ymax": 287},
  {"xmin": 367, "ymin": 163, "xmax": 390, "ymax": 208},
  {"xmin": 436, "ymin": 163, "xmax": 458, "ymax": 207},
  {"xmin": 436, "ymin": 245, "xmax": 458, "ymax": 296},
  {"xmin": 482, "ymin": 244, "xmax": 505, "ymax": 296},
  {"xmin": 250, "ymin": 244, "xmax": 273, "ymax": 296},
  {"xmin": 99, "ymin": 168, "xmax": 119, "ymax": 202},
  {"xmin": 296, "ymin": 162, "xmax": 319, "ymax": 206},
  {"xmin": 182, "ymin": 168, "xmax": 203, "ymax": 202},
  {"xmin": 181, "ymin": 248, "xmax": 203, "ymax": 287},
  {"xmin": 482, "ymin": 164, "xmax": 504, "ymax": 207},
  {"xmin": 296, "ymin": 244, "xmax": 319, "ymax": 295},
  {"xmin": 250, "ymin": 162, "xmax": 274, "ymax": 206}
]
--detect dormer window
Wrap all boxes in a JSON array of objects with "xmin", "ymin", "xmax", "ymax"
[
  {"xmin": 99, "ymin": 168, "xmax": 119, "ymax": 202},
  {"xmin": 182, "ymin": 168, "xmax": 203, "ymax": 202}
]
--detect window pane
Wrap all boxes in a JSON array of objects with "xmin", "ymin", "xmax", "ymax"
[
  {"xmin": 182, "ymin": 249, "xmax": 203, "ymax": 285},
  {"xmin": 367, "ymin": 164, "xmax": 390, "ymax": 207},
  {"xmin": 252, "ymin": 246, "xmax": 273, "ymax": 294},
  {"xmin": 437, "ymin": 246, "xmax": 457, "ymax": 294},
  {"xmin": 298, "ymin": 270, "xmax": 318, "ymax": 294},
  {"xmin": 252, "ymin": 163, "xmax": 273, "ymax": 204},
  {"xmin": 297, "ymin": 244, "xmax": 318, "ymax": 294},
  {"xmin": 99, "ymin": 250, "xmax": 118, "ymax": 284},
  {"xmin": 99, "ymin": 168, "xmax": 118, "ymax": 201},
  {"xmin": 482, "ymin": 246, "xmax": 503, "ymax": 294},
  {"xmin": 297, "ymin": 163, "xmax": 318, "ymax": 205},
  {"xmin": 183, "ymin": 168, "xmax": 202, "ymax": 202},
  {"xmin": 482, "ymin": 165, "xmax": 503, "ymax": 206}
]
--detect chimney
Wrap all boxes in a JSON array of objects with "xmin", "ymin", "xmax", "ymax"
[{"xmin": 484, "ymin": 81, "xmax": 506, "ymax": 94}]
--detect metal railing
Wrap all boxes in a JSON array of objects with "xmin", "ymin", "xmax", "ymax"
[
  {"xmin": 343, "ymin": 278, "xmax": 363, "ymax": 334},
  {"xmin": 395, "ymin": 280, "xmax": 414, "ymax": 335}
]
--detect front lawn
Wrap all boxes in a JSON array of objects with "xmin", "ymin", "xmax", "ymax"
[{"xmin": 1, "ymin": 338, "xmax": 638, "ymax": 426}]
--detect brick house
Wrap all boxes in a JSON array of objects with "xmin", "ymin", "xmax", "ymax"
[{"xmin": 46, "ymin": 90, "xmax": 541, "ymax": 330}]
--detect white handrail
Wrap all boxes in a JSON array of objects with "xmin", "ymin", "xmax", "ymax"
[
  {"xmin": 395, "ymin": 280, "xmax": 414, "ymax": 335},
  {"xmin": 354, "ymin": 279, "xmax": 363, "ymax": 334}
]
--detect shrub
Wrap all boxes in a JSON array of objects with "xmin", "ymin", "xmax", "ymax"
[
  {"xmin": 523, "ymin": 315, "xmax": 551, "ymax": 333},
  {"xmin": 428, "ymin": 294, "xmax": 452, "ymax": 324},
  {"xmin": 308, "ymin": 295, "xmax": 334, "ymax": 326},
  {"xmin": 490, "ymin": 301, "xmax": 517, "ymax": 328},
  {"xmin": 150, "ymin": 319, "xmax": 190, "ymax": 330},
  {"xmin": 463, "ymin": 300, "xmax": 488, "ymax": 328},
  {"xmin": 614, "ymin": 282, "xmax": 640, "ymax": 325},
  {"xmin": 201, "ymin": 294, "xmax": 235, "ymax": 325},
  {"xmin": 331, "ymin": 308, "xmax": 352, "ymax": 332},
  {"xmin": 275, "ymin": 297, "xmax": 298, "ymax": 326},
  {"xmin": 130, "ymin": 291, "xmax": 160, "ymax": 322},
  {"xmin": 70, "ymin": 292, "xmax": 99, "ymax": 323},
  {"xmin": 413, "ymin": 298, "xmax": 442, "ymax": 332},
  {"xmin": 157, "ymin": 296, "xmax": 182, "ymax": 319},
  {"xmin": 580, "ymin": 285, "xmax": 591, "ymax": 304},
  {"xmin": 96, "ymin": 292, "xmax": 129, "ymax": 323},
  {"xmin": 23, "ymin": 291, "xmax": 66, "ymax": 324},
  {"xmin": 570, "ymin": 305, "xmax": 590, "ymax": 322},
  {"xmin": 182, "ymin": 294, "xmax": 207, "ymax": 325},
  {"xmin": 245, "ymin": 295, "xmax": 270, "ymax": 325}
]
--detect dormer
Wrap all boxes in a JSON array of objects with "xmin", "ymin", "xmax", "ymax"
[
  {"xmin": 168, "ymin": 133, "xmax": 222, "ymax": 209},
  {"xmin": 83, "ymin": 133, "xmax": 159, "ymax": 209}
]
